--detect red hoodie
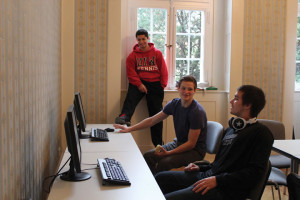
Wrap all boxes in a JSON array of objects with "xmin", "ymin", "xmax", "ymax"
[{"xmin": 126, "ymin": 43, "xmax": 168, "ymax": 88}]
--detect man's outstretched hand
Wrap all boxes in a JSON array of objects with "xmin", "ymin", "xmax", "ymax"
[{"xmin": 113, "ymin": 124, "xmax": 130, "ymax": 133}]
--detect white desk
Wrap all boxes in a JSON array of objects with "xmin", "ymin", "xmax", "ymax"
[
  {"xmin": 77, "ymin": 124, "xmax": 140, "ymax": 153},
  {"xmin": 48, "ymin": 125, "xmax": 165, "ymax": 200},
  {"xmin": 79, "ymin": 132, "xmax": 139, "ymax": 153},
  {"xmin": 272, "ymin": 140, "xmax": 300, "ymax": 173}
]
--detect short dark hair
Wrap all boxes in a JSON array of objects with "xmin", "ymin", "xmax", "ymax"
[
  {"xmin": 136, "ymin": 29, "xmax": 149, "ymax": 38},
  {"xmin": 237, "ymin": 85, "xmax": 266, "ymax": 117},
  {"xmin": 177, "ymin": 75, "xmax": 197, "ymax": 90}
]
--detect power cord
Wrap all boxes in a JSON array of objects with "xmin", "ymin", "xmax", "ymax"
[{"xmin": 42, "ymin": 156, "xmax": 71, "ymax": 193}]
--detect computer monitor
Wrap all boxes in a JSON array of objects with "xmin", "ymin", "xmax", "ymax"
[
  {"xmin": 60, "ymin": 104, "xmax": 91, "ymax": 182},
  {"xmin": 74, "ymin": 92, "xmax": 90, "ymax": 139}
]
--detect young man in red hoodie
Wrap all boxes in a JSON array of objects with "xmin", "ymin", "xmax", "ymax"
[{"xmin": 115, "ymin": 29, "xmax": 168, "ymax": 147}]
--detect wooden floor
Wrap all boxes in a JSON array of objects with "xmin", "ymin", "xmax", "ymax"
[{"xmin": 261, "ymin": 186, "xmax": 289, "ymax": 200}]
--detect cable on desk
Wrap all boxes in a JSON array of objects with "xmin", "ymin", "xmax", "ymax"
[
  {"xmin": 80, "ymin": 162, "xmax": 99, "ymax": 171},
  {"xmin": 42, "ymin": 156, "xmax": 71, "ymax": 193},
  {"xmin": 81, "ymin": 166, "xmax": 99, "ymax": 171},
  {"xmin": 81, "ymin": 162, "xmax": 98, "ymax": 166}
]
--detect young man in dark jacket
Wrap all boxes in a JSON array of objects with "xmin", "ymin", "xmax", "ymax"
[{"xmin": 155, "ymin": 85, "xmax": 274, "ymax": 200}]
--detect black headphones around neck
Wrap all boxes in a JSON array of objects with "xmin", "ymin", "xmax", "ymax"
[{"xmin": 229, "ymin": 117, "xmax": 257, "ymax": 131}]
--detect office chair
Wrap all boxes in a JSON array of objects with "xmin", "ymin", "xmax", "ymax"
[
  {"xmin": 246, "ymin": 161, "xmax": 271, "ymax": 200},
  {"xmin": 194, "ymin": 121, "xmax": 224, "ymax": 165},
  {"xmin": 267, "ymin": 167, "xmax": 287, "ymax": 200},
  {"xmin": 258, "ymin": 120, "xmax": 290, "ymax": 168},
  {"xmin": 170, "ymin": 121, "xmax": 224, "ymax": 171},
  {"xmin": 287, "ymin": 172, "xmax": 300, "ymax": 200},
  {"xmin": 258, "ymin": 119, "xmax": 290, "ymax": 194}
]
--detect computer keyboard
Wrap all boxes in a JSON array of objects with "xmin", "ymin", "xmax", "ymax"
[
  {"xmin": 97, "ymin": 158, "xmax": 131, "ymax": 186},
  {"xmin": 90, "ymin": 128, "xmax": 109, "ymax": 141}
]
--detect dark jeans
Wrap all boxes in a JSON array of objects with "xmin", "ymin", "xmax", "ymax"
[
  {"xmin": 287, "ymin": 172, "xmax": 300, "ymax": 200},
  {"xmin": 121, "ymin": 81, "xmax": 164, "ymax": 146},
  {"xmin": 155, "ymin": 171, "xmax": 224, "ymax": 200},
  {"xmin": 144, "ymin": 139, "xmax": 205, "ymax": 175}
]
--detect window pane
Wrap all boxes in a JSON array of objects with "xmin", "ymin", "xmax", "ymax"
[
  {"xmin": 175, "ymin": 60, "xmax": 188, "ymax": 81},
  {"xmin": 176, "ymin": 35, "xmax": 188, "ymax": 58},
  {"xmin": 176, "ymin": 9, "xmax": 203, "ymax": 84},
  {"xmin": 190, "ymin": 36, "xmax": 201, "ymax": 58},
  {"xmin": 137, "ymin": 8, "xmax": 150, "ymax": 31},
  {"xmin": 295, "ymin": 63, "xmax": 300, "ymax": 90},
  {"xmin": 296, "ymin": 40, "xmax": 300, "ymax": 60},
  {"xmin": 190, "ymin": 11, "xmax": 202, "ymax": 33},
  {"xmin": 297, "ymin": 17, "xmax": 300, "ymax": 38},
  {"xmin": 190, "ymin": 60, "xmax": 201, "ymax": 82},
  {"xmin": 296, "ymin": 63, "xmax": 300, "ymax": 80},
  {"xmin": 296, "ymin": 16, "xmax": 300, "ymax": 90},
  {"xmin": 176, "ymin": 10, "xmax": 189, "ymax": 33},
  {"xmin": 153, "ymin": 9, "xmax": 167, "ymax": 32},
  {"xmin": 153, "ymin": 34, "xmax": 166, "ymax": 57}
]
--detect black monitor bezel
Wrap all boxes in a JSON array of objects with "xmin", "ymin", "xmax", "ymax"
[
  {"xmin": 60, "ymin": 104, "xmax": 91, "ymax": 182},
  {"xmin": 74, "ymin": 92, "xmax": 90, "ymax": 139}
]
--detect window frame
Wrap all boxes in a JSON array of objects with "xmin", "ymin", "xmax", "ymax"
[{"xmin": 127, "ymin": 0, "xmax": 213, "ymax": 89}]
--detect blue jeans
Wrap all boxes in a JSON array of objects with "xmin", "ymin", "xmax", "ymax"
[{"xmin": 155, "ymin": 171, "xmax": 224, "ymax": 200}]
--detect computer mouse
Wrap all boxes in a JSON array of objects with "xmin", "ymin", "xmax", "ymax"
[{"xmin": 105, "ymin": 128, "xmax": 114, "ymax": 132}]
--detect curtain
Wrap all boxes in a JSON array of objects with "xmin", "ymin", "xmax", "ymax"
[
  {"xmin": 243, "ymin": 0, "xmax": 286, "ymax": 120},
  {"xmin": 75, "ymin": 0, "xmax": 107, "ymax": 123}
]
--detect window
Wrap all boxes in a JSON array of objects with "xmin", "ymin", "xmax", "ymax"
[
  {"xmin": 128, "ymin": 0, "xmax": 213, "ymax": 89},
  {"xmin": 296, "ymin": 3, "xmax": 300, "ymax": 91},
  {"xmin": 175, "ymin": 10, "xmax": 205, "ymax": 83}
]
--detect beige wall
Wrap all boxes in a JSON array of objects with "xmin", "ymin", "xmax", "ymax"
[
  {"xmin": 0, "ymin": 0, "xmax": 62, "ymax": 199},
  {"xmin": 229, "ymin": 0, "xmax": 244, "ymax": 103},
  {"xmin": 107, "ymin": 0, "xmax": 122, "ymax": 123},
  {"xmin": 61, "ymin": 0, "xmax": 75, "ymax": 150}
]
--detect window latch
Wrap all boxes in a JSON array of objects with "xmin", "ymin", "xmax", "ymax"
[{"xmin": 165, "ymin": 44, "xmax": 173, "ymax": 49}]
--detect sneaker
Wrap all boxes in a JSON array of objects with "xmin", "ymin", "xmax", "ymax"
[{"xmin": 115, "ymin": 115, "xmax": 131, "ymax": 126}]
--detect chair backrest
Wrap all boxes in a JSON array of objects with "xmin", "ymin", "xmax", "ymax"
[
  {"xmin": 247, "ymin": 161, "xmax": 271, "ymax": 200},
  {"xmin": 257, "ymin": 119, "xmax": 285, "ymax": 140},
  {"xmin": 205, "ymin": 121, "xmax": 224, "ymax": 154}
]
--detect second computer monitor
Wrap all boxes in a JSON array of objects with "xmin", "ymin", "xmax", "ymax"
[{"xmin": 74, "ymin": 92, "xmax": 90, "ymax": 139}]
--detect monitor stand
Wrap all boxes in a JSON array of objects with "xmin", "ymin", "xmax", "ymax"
[
  {"xmin": 77, "ymin": 127, "xmax": 90, "ymax": 139},
  {"xmin": 60, "ymin": 160, "xmax": 91, "ymax": 182},
  {"xmin": 79, "ymin": 132, "xmax": 90, "ymax": 139}
]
